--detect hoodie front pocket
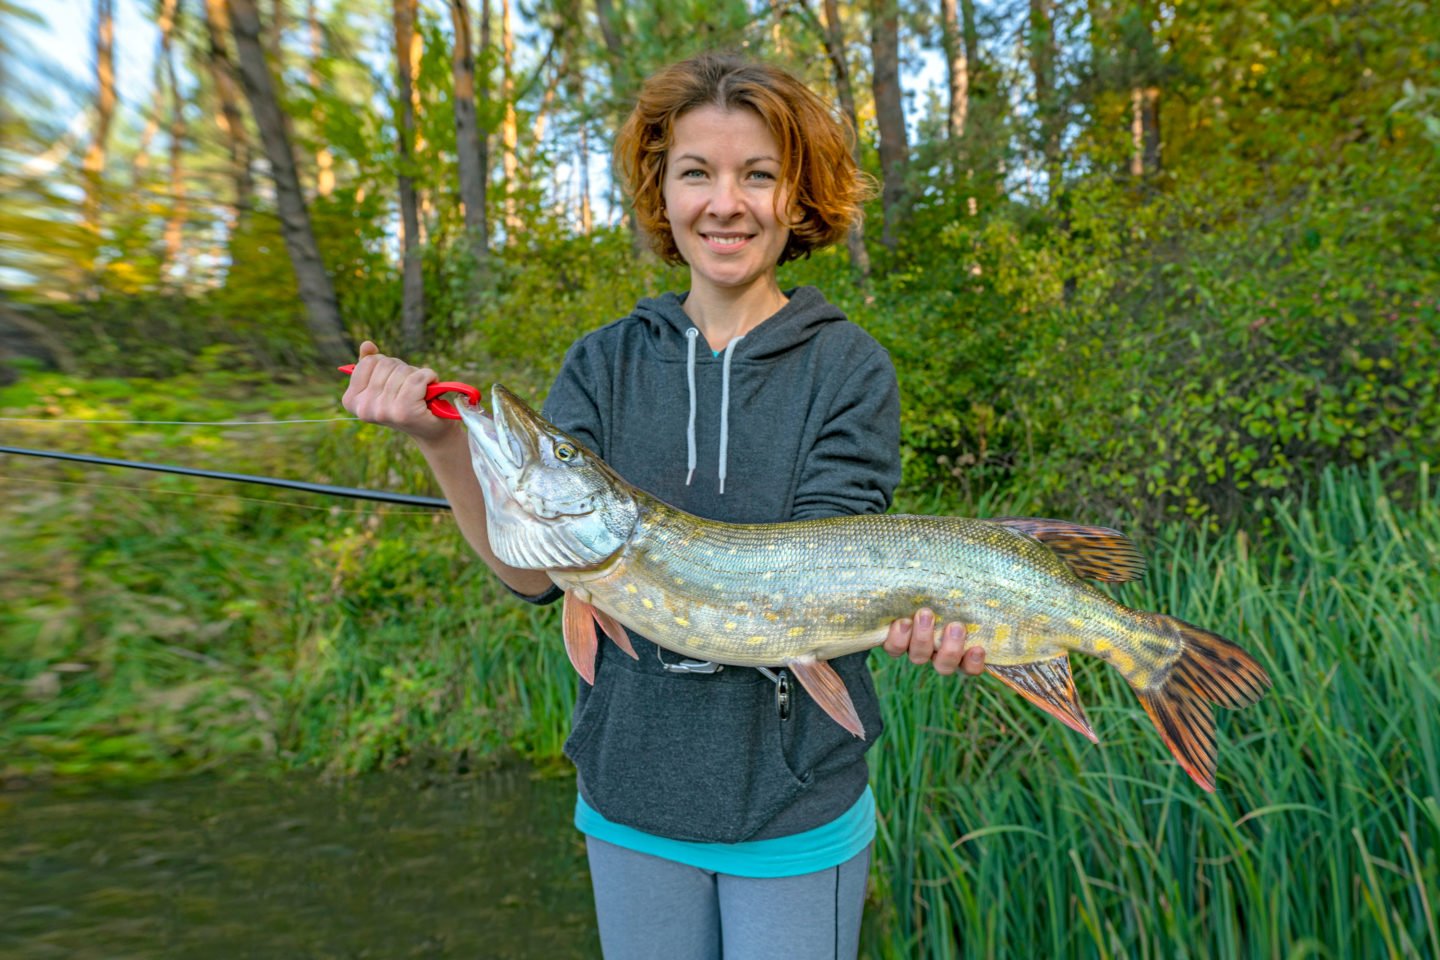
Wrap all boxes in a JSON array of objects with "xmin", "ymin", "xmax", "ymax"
[{"xmin": 564, "ymin": 654, "xmax": 809, "ymax": 843}]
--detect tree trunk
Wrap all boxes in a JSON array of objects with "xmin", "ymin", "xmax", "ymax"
[
  {"xmin": 1124, "ymin": 2, "xmax": 1162, "ymax": 179},
  {"xmin": 1130, "ymin": 85, "xmax": 1160, "ymax": 177},
  {"xmin": 227, "ymin": 0, "xmax": 351, "ymax": 365},
  {"xmin": 594, "ymin": 0, "xmax": 642, "ymax": 248},
  {"xmin": 450, "ymin": 0, "xmax": 489, "ymax": 264},
  {"xmin": 960, "ymin": 0, "xmax": 977, "ymax": 77},
  {"xmin": 130, "ymin": 9, "xmax": 168, "ymax": 189},
  {"xmin": 1028, "ymin": 0, "xmax": 1061, "ymax": 198},
  {"xmin": 816, "ymin": 0, "xmax": 870, "ymax": 278},
  {"xmin": 593, "ymin": 0, "xmax": 628, "ymax": 102},
  {"xmin": 480, "ymin": 0, "xmax": 492, "ymax": 237},
  {"xmin": 500, "ymin": 0, "xmax": 520, "ymax": 244},
  {"xmin": 393, "ymin": 0, "xmax": 425, "ymax": 353},
  {"xmin": 940, "ymin": 0, "xmax": 969, "ymax": 146},
  {"xmin": 868, "ymin": 0, "xmax": 907, "ymax": 250},
  {"xmin": 266, "ymin": 0, "xmax": 285, "ymax": 61},
  {"xmin": 163, "ymin": 0, "xmax": 187, "ymax": 277},
  {"xmin": 203, "ymin": 0, "xmax": 254, "ymax": 218},
  {"xmin": 575, "ymin": 72, "xmax": 592, "ymax": 235},
  {"xmin": 307, "ymin": 0, "xmax": 334, "ymax": 197},
  {"xmin": 82, "ymin": 0, "xmax": 116, "ymax": 233}
]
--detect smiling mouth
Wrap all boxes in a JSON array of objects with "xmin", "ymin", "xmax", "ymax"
[{"xmin": 703, "ymin": 233, "xmax": 753, "ymax": 247}]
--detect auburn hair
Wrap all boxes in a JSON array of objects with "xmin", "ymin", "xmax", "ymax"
[{"xmin": 613, "ymin": 52, "xmax": 873, "ymax": 266}]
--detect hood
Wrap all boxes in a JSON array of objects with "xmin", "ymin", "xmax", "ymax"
[{"xmin": 629, "ymin": 286, "xmax": 848, "ymax": 362}]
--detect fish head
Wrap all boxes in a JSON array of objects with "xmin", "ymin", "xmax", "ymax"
[{"xmin": 455, "ymin": 384, "xmax": 638, "ymax": 571}]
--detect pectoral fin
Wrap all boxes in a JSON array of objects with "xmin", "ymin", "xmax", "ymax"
[
  {"xmin": 990, "ymin": 517, "xmax": 1145, "ymax": 582},
  {"xmin": 987, "ymin": 655, "xmax": 1098, "ymax": 742},
  {"xmin": 786, "ymin": 656, "xmax": 865, "ymax": 739},
  {"xmin": 562, "ymin": 591, "xmax": 600, "ymax": 684},
  {"xmin": 563, "ymin": 592, "xmax": 639, "ymax": 684}
]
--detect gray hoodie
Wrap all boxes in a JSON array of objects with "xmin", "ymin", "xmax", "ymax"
[{"xmin": 532, "ymin": 285, "xmax": 901, "ymax": 843}]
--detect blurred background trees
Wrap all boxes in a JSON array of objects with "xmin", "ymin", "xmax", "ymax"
[{"xmin": 2, "ymin": 0, "xmax": 1437, "ymax": 523}]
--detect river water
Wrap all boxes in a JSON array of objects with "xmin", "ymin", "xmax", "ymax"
[{"xmin": 0, "ymin": 766, "xmax": 598, "ymax": 958}]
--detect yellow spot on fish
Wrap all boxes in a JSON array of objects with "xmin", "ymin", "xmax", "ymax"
[
  {"xmin": 764, "ymin": 612, "xmax": 780, "ymax": 622},
  {"xmin": 642, "ymin": 598, "xmax": 655, "ymax": 609},
  {"xmin": 788, "ymin": 627, "xmax": 806, "ymax": 637},
  {"xmin": 1067, "ymin": 617, "xmax": 1085, "ymax": 629},
  {"xmin": 674, "ymin": 617, "xmax": 690, "ymax": 627},
  {"xmin": 1092, "ymin": 637, "xmax": 1136, "ymax": 674},
  {"xmin": 966, "ymin": 623, "xmax": 982, "ymax": 634},
  {"xmin": 1033, "ymin": 614, "xmax": 1051, "ymax": 625},
  {"xmin": 947, "ymin": 589, "xmax": 963, "ymax": 599},
  {"xmin": 829, "ymin": 613, "xmax": 848, "ymax": 624},
  {"xmin": 674, "ymin": 577, "xmax": 685, "ymax": 586},
  {"xmin": 625, "ymin": 584, "xmax": 638, "ymax": 594},
  {"xmin": 724, "ymin": 622, "xmax": 737, "ymax": 631},
  {"xmin": 985, "ymin": 599, "xmax": 1001, "ymax": 608},
  {"xmin": 688, "ymin": 637, "xmax": 703, "ymax": 647},
  {"xmin": 912, "ymin": 595, "xmax": 927, "ymax": 605},
  {"xmin": 746, "ymin": 635, "xmax": 767, "ymax": 645},
  {"xmin": 994, "ymin": 624, "xmax": 1012, "ymax": 643}
]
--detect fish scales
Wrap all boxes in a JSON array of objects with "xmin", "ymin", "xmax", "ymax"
[
  {"xmin": 460, "ymin": 385, "xmax": 1272, "ymax": 791},
  {"xmin": 559, "ymin": 498, "xmax": 1166, "ymax": 676}
]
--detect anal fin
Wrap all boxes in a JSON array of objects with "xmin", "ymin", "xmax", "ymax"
[
  {"xmin": 987, "ymin": 655, "xmax": 1098, "ymax": 742},
  {"xmin": 785, "ymin": 656, "xmax": 865, "ymax": 739}
]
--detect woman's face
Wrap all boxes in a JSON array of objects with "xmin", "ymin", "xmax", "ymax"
[{"xmin": 662, "ymin": 105, "xmax": 792, "ymax": 296}]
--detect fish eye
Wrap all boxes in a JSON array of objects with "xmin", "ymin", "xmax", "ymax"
[{"xmin": 554, "ymin": 442, "xmax": 577, "ymax": 462}]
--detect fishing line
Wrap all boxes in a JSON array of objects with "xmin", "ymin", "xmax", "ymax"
[
  {"xmin": 0, "ymin": 473, "xmax": 447, "ymax": 515},
  {"xmin": 0, "ymin": 445, "xmax": 451, "ymax": 509},
  {"xmin": 0, "ymin": 416, "xmax": 358, "ymax": 425}
]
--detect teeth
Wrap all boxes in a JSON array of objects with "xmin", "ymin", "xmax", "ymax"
[{"xmin": 708, "ymin": 236, "xmax": 746, "ymax": 245}]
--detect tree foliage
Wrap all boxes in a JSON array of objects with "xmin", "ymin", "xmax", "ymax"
[{"xmin": 1, "ymin": 0, "xmax": 1436, "ymax": 522}]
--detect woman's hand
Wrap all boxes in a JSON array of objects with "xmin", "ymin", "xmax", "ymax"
[
  {"xmin": 341, "ymin": 341, "xmax": 457, "ymax": 448},
  {"xmin": 883, "ymin": 608, "xmax": 986, "ymax": 676}
]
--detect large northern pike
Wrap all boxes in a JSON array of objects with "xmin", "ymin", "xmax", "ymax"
[{"xmin": 457, "ymin": 386, "xmax": 1270, "ymax": 791}]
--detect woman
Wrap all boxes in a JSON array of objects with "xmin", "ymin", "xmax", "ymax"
[{"xmin": 344, "ymin": 52, "xmax": 984, "ymax": 960}]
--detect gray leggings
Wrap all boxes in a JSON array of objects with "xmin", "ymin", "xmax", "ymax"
[{"xmin": 585, "ymin": 835, "xmax": 871, "ymax": 960}]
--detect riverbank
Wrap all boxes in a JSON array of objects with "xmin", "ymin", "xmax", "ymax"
[{"xmin": 2, "ymin": 375, "xmax": 1436, "ymax": 956}]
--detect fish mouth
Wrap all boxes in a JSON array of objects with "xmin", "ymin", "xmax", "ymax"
[
  {"xmin": 454, "ymin": 384, "xmax": 628, "ymax": 572},
  {"xmin": 469, "ymin": 384, "xmax": 593, "ymax": 520}
]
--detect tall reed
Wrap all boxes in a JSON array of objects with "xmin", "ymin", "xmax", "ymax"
[{"xmin": 864, "ymin": 463, "xmax": 1439, "ymax": 957}]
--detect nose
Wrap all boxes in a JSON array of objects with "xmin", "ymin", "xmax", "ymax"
[{"xmin": 706, "ymin": 174, "xmax": 744, "ymax": 219}]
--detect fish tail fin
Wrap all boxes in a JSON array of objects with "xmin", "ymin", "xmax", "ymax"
[{"xmin": 1135, "ymin": 615, "xmax": 1271, "ymax": 791}]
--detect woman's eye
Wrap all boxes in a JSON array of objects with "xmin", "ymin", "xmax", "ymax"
[
  {"xmin": 748, "ymin": 170, "xmax": 775, "ymax": 181},
  {"xmin": 554, "ymin": 442, "xmax": 577, "ymax": 462}
]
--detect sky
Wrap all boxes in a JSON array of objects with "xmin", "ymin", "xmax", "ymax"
[{"xmin": 14, "ymin": 0, "xmax": 949, "ymax": 150}]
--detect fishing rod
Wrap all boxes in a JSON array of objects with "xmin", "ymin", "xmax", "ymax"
[
  {"xmin": 0, "ymin": 365, "xmax": 481, "ymax": 508},
  {"xmin": 0, "ymin": 445, "xmax": 451, "ymax": 509}
]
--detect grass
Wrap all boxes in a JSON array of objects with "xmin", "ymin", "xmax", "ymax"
[
  {"xmin": 863, "ymin": 464, "xmax": 1439, "ymax": 958},
  {"xmin": 2, "ymin": 374, "xmax": 1435, "ymax": 956}
]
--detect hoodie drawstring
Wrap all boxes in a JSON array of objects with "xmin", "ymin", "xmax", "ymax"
[
  {"xmin": 718, "ymin": 334, "xmax": 744, "ymax": 494},
  {"xmin": 683, "ymin": 327, "xmax": 745, "ymax": 494},
  {"xmin": 684, "ymin": 328, "xmax": 699, "ymax": 486}
]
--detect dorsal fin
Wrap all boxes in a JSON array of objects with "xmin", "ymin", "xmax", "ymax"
[{"xmin": 990, "ymin": 516, "xmax": 1146, "ymax": 582}]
